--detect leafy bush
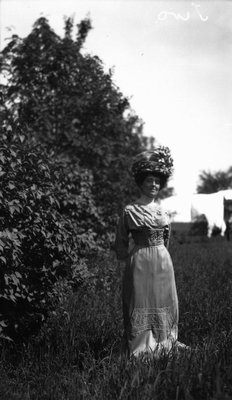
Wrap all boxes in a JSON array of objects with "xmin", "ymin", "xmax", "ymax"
[{"xmin": 0, "ymin": 127, "xmax": 101, "ymax": 341}]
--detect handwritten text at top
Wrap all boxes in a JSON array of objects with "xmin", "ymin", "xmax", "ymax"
[{"xmin": 156, "ymin": 2, "xmax": 209, "ymax": 23}]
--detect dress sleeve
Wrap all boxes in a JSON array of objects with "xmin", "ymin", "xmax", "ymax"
[{"xmin": 114, "ymin": 210, "xmax": 130, "ymax": 260}]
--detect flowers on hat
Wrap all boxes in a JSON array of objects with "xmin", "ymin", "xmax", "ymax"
[{"xmin": 132, "ymin": 146, "xmax": 174, "ymax": 178}]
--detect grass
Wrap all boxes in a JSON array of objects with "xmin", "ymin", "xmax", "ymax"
[{"xmin": 1, "ymin": 237, "xmax": 232, "ymax": 399}]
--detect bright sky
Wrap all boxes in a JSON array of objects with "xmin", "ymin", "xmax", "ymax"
[{"xmin": 1, "ymin": 0, "xmax": 232, "ymax": 195}]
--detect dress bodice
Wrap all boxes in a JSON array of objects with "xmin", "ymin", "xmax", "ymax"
[
  {"xmin": 115, "ymin": 202, "xmax": 170, "ymax": 259},
  {"xmin": 124, "ymin": 202, "xmax": 169, "ymax": 229}
]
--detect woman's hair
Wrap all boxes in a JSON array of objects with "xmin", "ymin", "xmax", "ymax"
[{"xmin": 134, "ymin": 171, "xmax": 168, "ymax": 190}]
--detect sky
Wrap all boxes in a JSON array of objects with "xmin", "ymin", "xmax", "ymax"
[{"xmin": 1, "ymin": 0, "xmax": 232, "ymax": 195}]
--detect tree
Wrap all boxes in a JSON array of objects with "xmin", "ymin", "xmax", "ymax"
[
  {"xmin": 197, "ymin": 168, "xmax": 232, "ymax": 194},
  {"xmin": 0, "ymin": 16, "xmax": 148, "ymax": 234}
]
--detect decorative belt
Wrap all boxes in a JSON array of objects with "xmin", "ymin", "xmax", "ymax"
[{"xmin": 131, "ymin": 229, "xmax": 164, "ymax": 247}]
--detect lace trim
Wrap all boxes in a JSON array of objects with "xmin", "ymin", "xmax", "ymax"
[{"xmin": 131, "ymin": 307, "xmax": 177, "ymax": 336}]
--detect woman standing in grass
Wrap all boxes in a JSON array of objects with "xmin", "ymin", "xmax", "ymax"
[{"xmin": 115, "ymin": 146, "xmax": 187, "ymax": 358}]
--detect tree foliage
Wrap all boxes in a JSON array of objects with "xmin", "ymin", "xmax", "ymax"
[
  {"xmin": 1, "ymin": 16, "xmax": 146, "ymax": 228},
  {"xmin": 197, "ymin": 168, "xmax": 232, "ymax": 194}
]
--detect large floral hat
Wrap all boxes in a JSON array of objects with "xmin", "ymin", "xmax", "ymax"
[{"xmin": 131, "ymin": 145, "xmax": 174, "ymax": 178}]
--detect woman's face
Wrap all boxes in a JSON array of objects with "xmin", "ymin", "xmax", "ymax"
[{"xmin": 140, "ymin": 174, "xmax": 161, "ymax": 198}]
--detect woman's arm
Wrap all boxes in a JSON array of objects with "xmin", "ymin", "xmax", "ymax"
[
  {"xmin": 163, "ymin": 223, "xmax": 171, "ymax": 249},
  {"xmin": 114, "ymin": 210, "xmax": 130, "ymax": 260}
]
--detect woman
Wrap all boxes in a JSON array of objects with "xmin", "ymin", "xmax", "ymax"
[{"xmin": 115, "ymin": 146, "xmax": 186, "ymax": 358}]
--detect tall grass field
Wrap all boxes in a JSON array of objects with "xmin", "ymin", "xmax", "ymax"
[{"xmin": 0, "ymin": 237, "xmax": 232, "ymax": 400}]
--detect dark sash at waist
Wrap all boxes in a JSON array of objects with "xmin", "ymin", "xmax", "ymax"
[{"xmin": 131, "ymin": 228, "xmax": 164, "ymax": 247}]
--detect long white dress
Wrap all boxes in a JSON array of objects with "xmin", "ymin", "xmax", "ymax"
[{"xmin": 115, "ymin": 201, "xmax": 180, "ymax": 357}]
